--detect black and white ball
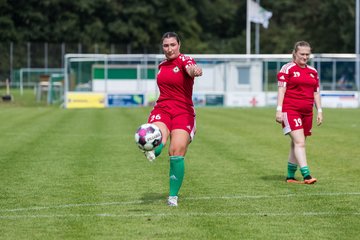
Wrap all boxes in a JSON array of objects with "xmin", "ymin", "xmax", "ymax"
[{"xmin": 135, "ymin": 123, "xmax": 162, "ymax": 151}]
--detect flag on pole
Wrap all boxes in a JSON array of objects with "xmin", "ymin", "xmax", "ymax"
[{"xmin": 249, "ymin": 0, "xmax": 272, "ymax": 28}]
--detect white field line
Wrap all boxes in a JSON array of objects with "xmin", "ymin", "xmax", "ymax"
[
  {"xmin": 2, "ymin": 131, "xmax": 121, "ymax": 139},
  {"xmin": 0, "ymin": 192, "xmax": 359, "ymax": 214},
  {"xmin": 0, "ymin": 212, "xmax": 359, "ymax": 219}
]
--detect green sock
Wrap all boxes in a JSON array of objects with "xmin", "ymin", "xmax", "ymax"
[
  {"xmin": 300, "ymin": 166, "xmax": 311, "ymax": 178},
  {"xmin": 154, "ymin": 143, "xmax": 164, "ymax": 157},
  {"xmin": 287, "ymin": 162, "xmax": 298, "ymax": 179},
  {"xmin": 169, "ymin": 156, "xmax": 184, "ymax": 197}
]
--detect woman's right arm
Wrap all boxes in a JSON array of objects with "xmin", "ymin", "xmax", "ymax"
[{"xmin": 276, "ymin": 86, "xmax": 286, "ymax": 124}]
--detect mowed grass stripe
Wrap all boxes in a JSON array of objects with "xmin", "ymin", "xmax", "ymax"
[
  {"xmin": 0, "ymin": 109, "xmax": 100, "ymax": 208},
  {"xmin": 1, "ymin": 191, "xmax": 359, "ymax": 213},
  {"xmin": 190, "ymin": 108, "xmax": 287, "ymax": 195},
  {"xmin": 0, "ymin": 107, "xmax": 359, "ymax": 240}
]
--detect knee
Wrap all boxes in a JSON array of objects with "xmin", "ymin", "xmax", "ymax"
[
  {"xmin": 169, "ymin": 144, "xmax": 187, "ymax": 156},
  {"xmin": 293, "ymin": 140, "xmax": 306, "ymax": 148}
]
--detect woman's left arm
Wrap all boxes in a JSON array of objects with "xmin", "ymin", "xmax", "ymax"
[
  {"xmin": 186, "ymin": 65, "xmax": 202, "ymax": 78},
  {"xmin": 314, "ymin": 91, "xmax": 323, "ymax": 126}
]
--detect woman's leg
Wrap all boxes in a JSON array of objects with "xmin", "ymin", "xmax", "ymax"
[
  {"xmin": 167, "ymin": 129, "xmax": 190, "ymax": 206},
  {"xmin": 289, "ymin": 129, "xmax": 316, "ymax": 183}
]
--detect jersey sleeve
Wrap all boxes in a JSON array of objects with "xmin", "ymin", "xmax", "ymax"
[
  {"xmin": 277, "ymin": 64, "xmax": 291, "ymax": 88},
  {"xmin": 307, "ymin": 66, "xmax": 320, "ymax": 92},
  {"xmin": 179, "ymin": 54, "xmax": 196, "ymax": 71},
  {"xmin": 315, "ymin": 72, "xmax": 320, "ymax": 92},
  {"xmin": 277, "ymin": 72, "xmax": 288, "ymax": 87}
]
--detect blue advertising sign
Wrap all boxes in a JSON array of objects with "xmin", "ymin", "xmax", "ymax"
[
  {"xmin": 107, "ymin": 94, "xmax": 144, "ymax": 107},
  {"xmin": 192, "ymin": 94, "xmax": 224, "ymax": 106},
  {"xmin": 205, "ymin": 94, "xmax": 224, "ymax": 106}
]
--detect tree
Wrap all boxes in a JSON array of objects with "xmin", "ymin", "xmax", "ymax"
[
  {"xmin": 259, "ymin": 0, "xmax": 356, "ymax": 53},
  {"xmin": 0, "ymin": 0, "xmax": 357, "ymax": 53}
]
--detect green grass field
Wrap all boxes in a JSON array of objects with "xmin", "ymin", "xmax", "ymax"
[{"xmin": 0, "ymin": 91, "xmax": 359, "ymax": 239}]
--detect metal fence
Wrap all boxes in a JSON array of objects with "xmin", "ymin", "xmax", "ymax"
[
  {"xmin": 1, "ymin": 42, "xmax": 359, "ymax": 92},
  {"xmin": 0, "ymin": 42, "xmax": 161, "ymax": 86}
]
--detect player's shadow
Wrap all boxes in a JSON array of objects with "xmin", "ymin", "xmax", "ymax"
[
  {"xmin": 260, "ymin": 175, "xmax": 285, "ymax": 182},
  {"xmin": 139, "ymin": 192, "xmax": 167, "ymax": 205}
]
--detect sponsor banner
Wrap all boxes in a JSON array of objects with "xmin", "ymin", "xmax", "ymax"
[
  {"xmin": 146, "ymin": 93, "xmax": 158, "ymax": 107},
  {"xmin": 226, "ymin": 92, "xmax": 266, "ymax": 107},
  {"xmin": 66, "ymin": 92, "xmax": 105, "ymax": 109},
  {"xmin": 193, "ymin": 94, "xmax": 224, "ymax": 106},
  {"xmin": 266, "ymin": 92, "xmax": 278, "ymax": 106},
  {"xmin": 107, "ymin": 94, "xmax": 144, "ymax": 107},
  {"xmin": 321, "ymin": 91, "xmax": 359, "ymax": 108},
  {"xmin": 205, "ymin": 94, "xmax": 224, "ymax": 106},
  {"xmin": 266, "ymin": 91, "xmax": 359, "ymax": 108},
  {"xmin": 193, "ymin": 94, "xmax": 206, "ymax": 106}
]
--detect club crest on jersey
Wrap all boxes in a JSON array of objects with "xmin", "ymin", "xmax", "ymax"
[{"xmin": 173, "ymin": 66, "xmax": 180, "ymax": 73}]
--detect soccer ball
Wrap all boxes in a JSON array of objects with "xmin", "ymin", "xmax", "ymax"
[{"xmin": 134, "ymin": 123, "xmax": 162, "ymax": 151}]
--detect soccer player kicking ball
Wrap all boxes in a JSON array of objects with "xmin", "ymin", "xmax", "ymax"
[
  {"xmin": 143, "ymin": 32, "xmax": 202, "ymax": 206},
  {"xmin": 276, "ymin": 41, "xmax": 323, "ymax": 184}
]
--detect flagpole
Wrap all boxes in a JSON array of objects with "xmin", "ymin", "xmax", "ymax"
[
  {"xmin": 356, "ymin": 0, "xmax": 360, "ymax": 93},
  {"xmin": 255, "ymin": 0, "xmax": 260, "ymax": 54},
  {"xmin": 246, "ymin": 0, "xmax": 251, "ymax": 54},
  {"xmin": 255, "ymin": 24, "xmax": 259, "ymax": 54}
]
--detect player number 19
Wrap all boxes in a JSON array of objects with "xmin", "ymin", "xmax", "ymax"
[{"xmin": 293, "ymin": 118, "xmax": 302, "ymax": 127}]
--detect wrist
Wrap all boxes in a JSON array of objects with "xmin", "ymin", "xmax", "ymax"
[
  {"xmin": 276, "ymin": 106, "xmax": 282, "ymax": 111},
  {"xmin": 317, "ymin": 108, "xmax": 323, "ymax": 113}
]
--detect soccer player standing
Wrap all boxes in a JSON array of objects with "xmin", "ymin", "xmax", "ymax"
[
  {"xmin": 142, "ymin": 32, "xmax": 202, "ymax": 206},
  {"xmin": 276, "ymin": 41, "xmax": 323, "ymax": 184}
]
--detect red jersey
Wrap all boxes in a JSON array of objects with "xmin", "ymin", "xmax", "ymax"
[
  {"xmin": 277, "ymin": 62, "xmax": 320, "ymax": 113},
  {"xmin": 156, "ymin": 54, "xmax": 196, "ymax": 106}
]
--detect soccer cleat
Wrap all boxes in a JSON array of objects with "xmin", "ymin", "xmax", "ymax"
[
  {"xmin": 286, "ymin": 177, "xmax": 303, "ymax": 184},
  {"xmin": 304, "ymin": 177, "xmax": 317, "ymax": 184},
  {"xmin": 144, "ymin": 150, "xmax": 155, "ymax": 162},
  {"xmin": 167, "ymin": 196, "xmax": 178, "ymax": 207}
]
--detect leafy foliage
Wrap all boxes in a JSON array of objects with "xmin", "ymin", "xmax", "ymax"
[{"xmin": 0, "ymin": 0, "xmax": 356, "ymax": 53}]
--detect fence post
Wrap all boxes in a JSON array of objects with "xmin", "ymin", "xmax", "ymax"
[
  {"xmin": 10, "ymin": 42, "xmax": 13, "ymax": 87},
  {"xmin": 44, "ymin": 42, "xmax": 48, "ymax": 70}
]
